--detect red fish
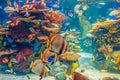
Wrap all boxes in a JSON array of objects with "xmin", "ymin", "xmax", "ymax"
[
  {"xmin": 47, "ymin": 34, "xmax": 68, "ymax": 55},
  {"xmin": 72, "ymin": 72, "xmax": 89, "ymax": 80},
  {"xmin": 2, "ymin": 57, "xmax": 9, "ymax": 64}
]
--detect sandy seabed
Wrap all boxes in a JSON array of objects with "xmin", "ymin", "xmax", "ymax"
[{"xmin": 0, "ymin": 52, "xmax": 120, "ymax": 80}]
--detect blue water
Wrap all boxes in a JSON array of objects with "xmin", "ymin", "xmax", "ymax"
[{"xmin": 0, "ymin": 0, "xmax": 120, "ymax": 80}]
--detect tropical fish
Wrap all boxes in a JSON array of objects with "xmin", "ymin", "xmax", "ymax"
[
  {"xmin": 115, "ymin": 55, "xmax": 120, "ymax": 65},
  {"xmin": 86, "ymin": 33, "xmax": 94, "ymax": 38},
  {"xmin": 28, "ymin": 33, "xmax": 37, "ymax": 40},
  {"xmin": 4, "ymin": 6, "xmax": 16, "ymax": 13},
  {"xmin": 97, "ymin": 57, "xmax": 106, "ymax": 62},
  {"xmin": 7, "ymin": 35, "xmax": 16, "ymax": 48},
  {"xmin": 24, "ymin": 9, "xmax": 30, "ymax": 17},
  {"xmin": 42, "ymin": 25, "xmax": 61, "ymax": 33},
  {"xmin": 0, "ymin": 28, "xmax": 8, "ymax": 31},
  {"xmin": 66, "ymin": 34, "xmax": 77, "ymax": 40},
  {"xmin": 68, "ymin": 11, "xmax": 74, "ymax": 17},
  {"xmin": 100, "ymin": 70, "xmax": 108, "ymax": 73},
  {"xmin": 74, "ymin": 45, "xmax": 81, "ymax": 49},
  {"xmin": 109, "ymin": 27, "xmax": 117, "ymax": 33},
  {"xmin": 47, "ymin": 34, "xmax": 68, "ymax": 55},
  {"xmin": 2, "ymin": 57, "xmax": 9, "ymax": 64},
  {"xmin": 0, "ymin": 50, "xmax": 15, "ymax": 56},
  {"xmin": 40, "ymin": 21, "xmax": 45, "ymax": 26},
  {"xmin": 60, "ymin": 52, "xmax": 80, "ymax": 61},
  {"xmin": 40, "ymin": 48, "xmax": 57, "ymax": 63},
  {"xmin": 30, "ymin": 60, "xmax": 48, "ymax": 80},
  {"xmin": 37, "ymin": 36, "xmax": 49, "ymax": 42},
  {"xmin": 71, "ymin": 62, "xmax": 79, "ymax": 73},
  {"xmin": 52, "ymin": 4, "xmax": 60, "ymax": 9}
]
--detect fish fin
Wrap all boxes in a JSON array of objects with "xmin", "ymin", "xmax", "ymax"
[
  {"xmin": 30, "ymin": 61, "xmax": 34, "ymax": 69},
  {"xmin": 40, "ymin": 53, "xmax": 43, "ymax": 59},
  {"xmin": 45, "ymin": 66, "xmax": 50, "ymax": 72},
  {"xmin": 115, "ymin": 55, "xmax": 120, "ymax": 64},
  {"xmin": 46, "ymin": 39, "xmax": 50, "ymax": 48}
]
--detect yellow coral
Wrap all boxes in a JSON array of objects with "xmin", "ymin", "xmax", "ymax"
[{"xmin": 115, "ymin": 55, "xmax": 120, "ymax": 64}]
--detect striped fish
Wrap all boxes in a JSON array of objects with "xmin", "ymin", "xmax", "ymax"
[
  {"xmin": 47, "ymin": 34, "xmax": 68, "ymax": 55},
  {"xmin": 30, "ymin": 60, "xmax": 48, "ymax": 80}
]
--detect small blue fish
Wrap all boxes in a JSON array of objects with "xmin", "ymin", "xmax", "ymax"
[
  {"xmin": 40, "ymin": 21, "xmax": 45, "ymax": 26},
  {"xmin": 97, "ymin": 57, "xmax": 105, "ymax": 62},
  {"xmin": 7, "ymin": 36, "xmax": 13, "ymax": 43},
  {"xmin": 48, "ymin": 55, "xmax": 55, "ymax": 62},
  {"xmin": 13, "ymin": 11, "xmax": 19, "ymax": 17},
  {"xmin": 7, "ymin": 36, "xmax": 16, "ymax": 48},
  {"xmin": 10, "ymin": 43, "xmax": 16, "ymax": 48}
]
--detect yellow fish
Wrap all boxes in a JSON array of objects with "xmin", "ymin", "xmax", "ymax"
[
  {"xmin": 30, "ymin": 60, "xmax": 48, "ymax": 79},
  {"xmin": 74, "ymin": 46, "xmax": 81, "ymax": 49},
  {"xmin": 91, "ymin": 56, "xmax": 95, "ymax": 62},
  {"xmin": 115, "ymin": 55, "xmax": 120, "ymax": 64},
  {"xmin": 109, "ymin": 27, "xmax": 117, "ymax": 33},
  {"xmin": 71, "ymin": 62, "xmax": 79, "ymax": 73},
  {"xmin": 106, "ymin": 18, "xmax": 111, "ymax": 21},
  {"xmin": 100, "ymin": 70, "xmax": 108, "ymax": 73}
]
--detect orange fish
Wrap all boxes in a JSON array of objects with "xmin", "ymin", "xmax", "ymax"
[
  {"xmin": 2, "ymin": 57, "xmax": 9, "ymax": 64},
  {"xmin": 28, "ymin": 33, "xmax": 37, "ymax": 40},
  {"xmin": 47, "ymin": 34, "xmax": 68, "ymax": 55},
  {"xmin": 30, "ymin": 60, "xmax": 48, "ymax": 80},
  {"xmin": 37, "ymin": 36, "xmax": 49, "ymax": 42},
  {"xmin": 40, "ymin": 48, "xmax": 57, "ymax": 63}
]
